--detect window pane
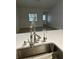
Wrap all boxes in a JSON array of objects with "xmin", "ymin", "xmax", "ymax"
[
  {"xmin": 29, "ymin": 14, "xmax": 34, "ymax": 17},
  {"xmin": 43, "ymin": 15, "xmax": 46, "ymax": 20},
  {"xmin": 29, "ymin": 17, "xmax": 34, "ymax": 21},
  {"xmin": 29, "ymin": 13, "xmax": 37, "ymax": 21}
]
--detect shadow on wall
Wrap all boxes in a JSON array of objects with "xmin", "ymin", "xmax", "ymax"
[{"xmin": 48, "ymin": 0, "xmax": 63, "ymax": 29}]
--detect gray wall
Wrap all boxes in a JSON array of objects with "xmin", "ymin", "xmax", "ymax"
[
  {"xmin": 48, "ymin": 0, "xmax": 63, "ymax": 29},
  {"xmin": 18, "ymin": 8, "xmax": 48, "ymax": 28},
  {"xmin": 16, "ymin": 7, "xmax": 20, "ymax": 32}
]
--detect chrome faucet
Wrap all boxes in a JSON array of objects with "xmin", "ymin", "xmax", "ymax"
[
  {"xmin": 28, "ymin": 17, "xmax": 41, "ymax": 47},
  {"xmin": 28, "ymin": 26, "xmax": 41, "ymax": 47}
]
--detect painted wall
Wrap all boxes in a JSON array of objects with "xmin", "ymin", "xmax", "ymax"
[
  {"xmin": 18, "ymin": 8, "xmax": 48, "ymax": 28},
  {"xmin": 16, "ymin": 7, "xmax": 20, "ymax": 32},
  {"xmin": 48, "ymin": 0, "xmax": 63, "ymax": 29}
]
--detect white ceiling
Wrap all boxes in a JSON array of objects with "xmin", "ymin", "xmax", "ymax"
[{"xmin": 16, "ymin": 0, "xmax": 58, "ymax": 9}]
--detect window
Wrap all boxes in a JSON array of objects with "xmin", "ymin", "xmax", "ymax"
[
  {"xmin": 29, "ymin": 13, "xmax": 37, "ymax": 21},
  {"xmin": 43, "ymin": 14, "xmax": 46, "ymax": 20}
]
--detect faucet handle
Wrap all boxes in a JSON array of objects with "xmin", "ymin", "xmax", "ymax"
[
  {"xmin": 22, "ymin": 41, "xmax": 27, "ymax": 47},
  {"xmin": 42, "ymin": 36, "xmax": 47, "ymax": 42},
  {"xmin": 34, "ymin": 33, "xmax": 41, "ymax": 43}
]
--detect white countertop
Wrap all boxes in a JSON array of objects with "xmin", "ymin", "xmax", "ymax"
[{"xmin": 16, "ymin": 30, "xmax": 63, "ymax": 51}]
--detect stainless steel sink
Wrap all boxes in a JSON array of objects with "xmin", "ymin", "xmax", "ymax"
[{"xmin": 16, "ymin": 43, "xmax": 63, "ymax": 59}]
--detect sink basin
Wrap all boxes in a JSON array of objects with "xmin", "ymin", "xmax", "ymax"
[{"xmin": 16, "ymin": 43, "xmax": 63, "ymax": 59}]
